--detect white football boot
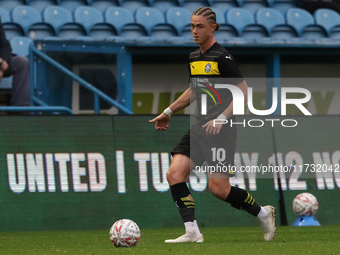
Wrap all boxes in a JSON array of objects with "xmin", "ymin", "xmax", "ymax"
[
  {"xmin": 259, "ymin": 205, "xmax": 277, "ymax": 241},
  {"xmin": 164, "ymin": 231, "xmax": 204, "ymax": 243}
]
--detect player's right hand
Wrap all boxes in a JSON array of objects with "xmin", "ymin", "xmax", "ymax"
[{"xmin": 149, "ymin": 113, "xmax": 170, "ymax": 131}]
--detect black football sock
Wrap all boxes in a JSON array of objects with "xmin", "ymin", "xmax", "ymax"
[
  {"xmin": 225, "ymin": 186, "xmax": 261, "ymax": 216},
  {"xmin": 170, "ymin": 182, "xmax": 196, "ymax": 222}
]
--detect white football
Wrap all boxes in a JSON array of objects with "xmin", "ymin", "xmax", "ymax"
[
  {"xmin": 109, "ymin": 219, "xmax": 141, "ymax": 247},
  {"xmin": 292, "ymin": 193, "xmax": 319, "ymax": 216}
]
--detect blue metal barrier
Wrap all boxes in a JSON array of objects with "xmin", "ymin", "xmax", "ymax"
[
  {"xmin": 0, "ymin": 106, "xmax": 73, "ymax": 114},
  {"xmin": 29, "ymin": 42, "xmax": 133, "ymax": 115}
]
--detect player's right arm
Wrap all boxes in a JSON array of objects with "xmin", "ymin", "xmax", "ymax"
[{"xmin": 149, "ymin": 85, "xmax": 195, "ymax": 131}]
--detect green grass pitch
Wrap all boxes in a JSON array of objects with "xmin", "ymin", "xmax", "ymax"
[{"xmin": 0, "ymin": 225, "xmax": 339, "ymax": 255}]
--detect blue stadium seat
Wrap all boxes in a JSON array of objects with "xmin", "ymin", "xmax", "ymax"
[
  {"xmin": 179, "ymin": 0, "xmax": 209, "ymax": 13},
  {"xmin": 209, "ymin": 0, "xmax": 238, "ymax": 16},
  {"xmin": 300, "ymin": 24, "xmax": 327, "ymax": 40},
  {"xmin": 89, "ymin": 0, "xmax": 118, "ymax": 13},
  {"xmin": 135, "ymin": 7, "xmax": 165, "ymax": 35},
  {"xmin": 214, "ymin": 24, "xmax": 238, "ymax": 43},
  {"xmin": 241, "ymin": 24, "xmax": 268, "ymax": 39},
  {"xmin": 165, "ymin": 7, "xmax": 191, "ymax": 35},
  {"xmin": 286, "ymin": 8, "xmax": 314, "ymax": 37},
  {"xmin": 107, "ymin": 23, "xmax": 147, "ymax": 42},
  {"xmin": 59, "ymin": 0, "xmax": 88, "ymax": 14},
  {"xmin": 136, "ymin": 23, "xmax": 178, "ymax": 43},
  {"xmin": 0, "ymin": 77, "xmax": 13, "ymax": 89},
  {"xmin": 11, "ymin": 6, "xmax": 43, "ymax": 36},
  {"xmin": 150, "ymin": 23, "xmax": 177, "ymax": 38},
  {"xmin": 329, "ymin": 26, "xmax": 340, "ymax": 39},
  {"xmin": 225, "ymin": 8, "xmax": 254, "ymax": 36},
  {"xmin": 0, "ymin": 0, "xmax": 25, "ymax": 12},
  {"xmin": 119, "ymin": 0, "xmax": 148, "ymax": 14},
  {"xmin": 0, "ymin": 7, "xmax": 11, "ymax": 23},
  {"xmin": 58, "ymin": 23, "xmax": 87, "ymax": 39},
  {"xmin": 270, "ymin": 24, "xmax": 297, "ymax": 39},
  {"xmin": 240, "ymin": 0, "xmax": 268, "ymax": 15},
  {"xmin": 267, "ymin": 0, "xmax": 297, "ymax": 15},
  {"xmin": 255, "ymin": 8, "xmax": 285, "ymax": 35},
  {"xmin": 150, "ymin": 0, "xmax": 179, "ymax": 14},
  {"xmin": 3, "ymin": 23, "xmax": 25, "ymax": 40},
  {"xmin": 89, "ymin": 23, "xmax": 117, "ymax": 39},
  {"xmin": 27, "ymin": 0, "xmax": 59, "ymax": 13},
  {"xmin": 74, "ymin": 6, "xmax": 104, "ymax": 34},
  {"xmin": 286, "ymin": 8, "xmax": 326, "ymax": 38},
  {"xmin": 210, "ymin": 8, "xmax": 225, "ymax": 24},
  {"xmin": 28, "ymin": 23, "xmax": 56, "ymax": 40},
  {"xmin": 314, "ymin": 8, "xmax": 340, "ymax": 37},
  {"xmin": 43, "ymin": 6, "xmax": 73, "ymax": 34},
  {"xmin": 180, "ymin": 24, "xmax": 192, "ymax": 37},
  {"xmin": 104, "ymin": 7, "xmax": 134, "ymax": 33},
  {"xmin": 10, "ymin": 36, "xmax": 33, "ymax": 56}
]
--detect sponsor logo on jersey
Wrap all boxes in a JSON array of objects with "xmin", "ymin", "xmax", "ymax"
[{"xmin": 205, "ymin": 63, "xmax": 211, "ymax": 73}]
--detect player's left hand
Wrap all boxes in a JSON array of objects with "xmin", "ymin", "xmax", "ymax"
[
  {"xmin": 202, "ymin": 119, "xmax": 224, "ymax": 135},
  {"xmin": 149, "ymin": 113, "xmax": 170, "ymax": 131}
]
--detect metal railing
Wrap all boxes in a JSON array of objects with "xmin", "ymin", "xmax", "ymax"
[{"xmin": 28, "ymin": 42, "xmax": 133, "ymax": 115}]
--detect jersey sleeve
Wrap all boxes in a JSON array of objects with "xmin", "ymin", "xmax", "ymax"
[{"xmin": 218, "ymin": 52, "xmax": 245, "ymax": 84}]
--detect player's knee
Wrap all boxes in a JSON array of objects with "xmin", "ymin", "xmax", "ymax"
[
  {"xmin": 166, "ymin": 167, "xmax": 186, "ymax": 185},
  {"xmin": 166, "ymin": 168, "xmax": 177, "ymax": 184}
]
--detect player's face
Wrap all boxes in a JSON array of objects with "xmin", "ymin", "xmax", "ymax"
[{"xmin": 190, "ymin": 15, "xmax": 216, "ymax": 45}]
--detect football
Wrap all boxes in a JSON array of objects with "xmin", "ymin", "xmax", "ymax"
[
  {"xmin": 109, "ymin": 219, "xmax": 141, "ymax": 247},
  {"xmin": 292, "ymin": 192, "xmax": 319, "ymax": 216}
]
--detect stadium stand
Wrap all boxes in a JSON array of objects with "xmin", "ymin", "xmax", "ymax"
[
  {"xmin": 106, "ymin": 23, "xmax": 147, "ymax": 42},
  {"xmin": 256, "ymin": 8, "xmax": 285, "ymax": 35},
  {"xmin": 42, "ymin": 6, "xmax": 74, "ymax": 34},
  {"xmin": 10, "ymin": 36, "xmax": 33, "ymax": 56},
  {"xmin": 58, "ymin": 22, "xmax": 87, "ymax": 39},
  {"xmin": 0, "ymin": 6, "xmax": 11, "ymax": 23},
  {"xmin": 119, "ymin": 0, "xmax": 149, "ymax": 14},
  {"xmin": 59, "ymin": 0, "xmax": 88, "ymax": 13},
  {"xmin": 286, "ymin": 8, "xmax": 327, "ymax": 39},
  {"xmin": 74, "ymin": 6, "xmax": 104, "ymax": 34},
  {"xmin": 89, "ymin": 23, "xmax": 117, "ymax": 39},
  {"xmin": 104, "ymin": 7, "xmax": 134, "ymax": 33},
  {"xmin": 225, "ymin": 7, "xmax": 255, "ymax": 36},
  {"xmin": 149, "ymin": 0, "xmax": 179, "ymax": 14},
  {"xmin": 0, "ymin": 0, "xmax": 26, "ymax": 12},
  {"xmin": 241, "ymin": 0, "xmax": 268, "ymax": 15},
  {"xmin": 11, "ymin": 6, "xmax": 42, "ymax": 36},
  {"xmin": 135, "ymin": 7, "xmax": 165, "ymax": 35},
  {"xmin": 314, "ymin": 8, "xmax": 340, "ymax": 37},
  {"xmin": 267, "ymin": 0, "xmax": 297, "ymax": 15},
  {"xmin": 27, "ymin": 0, "xmax": 59, "ymax": 13},
  {"xmin": 28, "ymin": 22, "xmax": 56, "ymax": 39},
  {"xmin": 3, "ymin": 23, "xmax": 25, "ymax": 40},
  {"xmin": 165, "ymin": 7, "xmax": 191, "ymax": 35},
  {"xmin": 209, "ymin": 0, "xmax": 238, "ymax": 16},
  {"xmin": 179, "ymin": 0, "xmax": 210, "ymax": 13},
  {"xmin": 89, "ymin": 0, "xmax": 119, "ymax": 13}
]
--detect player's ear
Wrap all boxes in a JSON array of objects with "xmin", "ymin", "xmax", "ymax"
[{"xmin": 211, "ymin": 23, "xmax": 217, "ymax": 32}]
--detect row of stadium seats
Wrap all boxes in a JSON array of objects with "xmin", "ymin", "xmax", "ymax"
[
  {"xmin": 0, "ymin": 0, "xmax": 298, "ymax": 14},
  {"xmin": 1, "ymin": 5, "xmax": 340, "ymax": 44}
]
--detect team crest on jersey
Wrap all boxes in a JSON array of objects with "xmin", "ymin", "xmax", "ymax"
[{"xmin": 205, "ymin": 63, "xmax": 211, "ymax": 73}]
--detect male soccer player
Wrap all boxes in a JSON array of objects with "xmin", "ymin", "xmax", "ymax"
[{"xmin": 149, "ymin": 7, "xmax": 276, "ymax": 243}]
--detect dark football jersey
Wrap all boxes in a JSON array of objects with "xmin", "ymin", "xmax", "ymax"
[{"xmin": 189, "ymin": 42, "xmax": 244, "ymax": 125}]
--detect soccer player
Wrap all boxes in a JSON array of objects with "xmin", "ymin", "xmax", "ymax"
[{"xmin": 149, "ymin": 7, "xmax": 276, "ymax": 243}]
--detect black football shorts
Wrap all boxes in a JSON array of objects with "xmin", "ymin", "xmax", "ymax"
[{"xmin": 171, "ymin": 121, "xmax": 237, "ymax": 177}]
